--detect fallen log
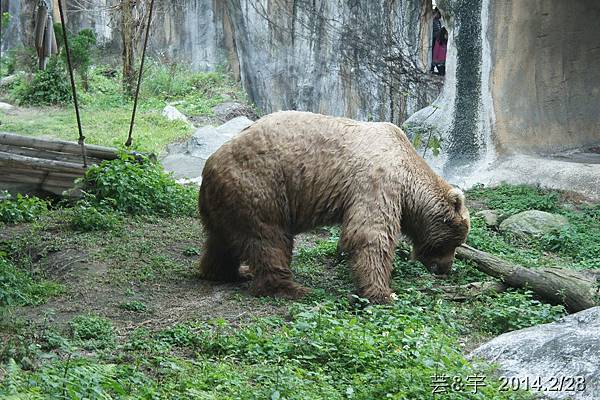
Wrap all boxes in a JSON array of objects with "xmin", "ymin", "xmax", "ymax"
[
  {"xmin": 456, "ymin": 244, "xmax": 600, "ymax": 313},
  {"xmin": 0, "ymin": 132, "xmax": 118, "ymax": 160},
  {"xmin": 0, "ymin": 144, "xmax": 104, "ymax": 165},
  {"xmin": 0, "ymin": 151, "xmax": 86, "ymax": 174}
]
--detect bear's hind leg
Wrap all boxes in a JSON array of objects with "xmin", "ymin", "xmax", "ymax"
[
  {"xmin": 199, "ymin": 233, "xmax": 243, "ymax": 282},
  {"xmin": 243, "ymin": 233, "xmax": 308, "ymax": 299}
]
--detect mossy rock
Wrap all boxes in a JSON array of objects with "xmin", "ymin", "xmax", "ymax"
[{"xmin": 499, "ymin": 210, "xmax": 569, "ymax": 237}]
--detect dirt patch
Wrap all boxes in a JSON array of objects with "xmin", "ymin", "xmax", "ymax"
[{"xmin": 3, "ymin": 215, "xmax": 331, "ymax": 334}]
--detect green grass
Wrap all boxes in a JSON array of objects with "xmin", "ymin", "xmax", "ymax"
[
  {"xmin": 0, "ymin": 178, "xmax": 597, "ymax": 399},
  {"xmin": 0, "ymin": 298, "xmax": 532, "ymax": 399},
  {"xmin": 0, "ymin": 62, "xmax": 248, "ymax": 154},
  {"xmin": 0, "ymin": 254, "xmax": 63, "ymax": 307},
  {"xmin": 466, "ymin": 183, "xmax": 600, "ymax": 269}
]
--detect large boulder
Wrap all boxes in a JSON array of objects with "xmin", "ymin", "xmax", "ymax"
[
  {"xmin": 161, "ymin": 116, "xmax": 253, "ymax": 181},
  {"xmin": 470, "ymin": 307, "xmax": 600, "ymax": 399},
  {"xmin": 499, "ymin": 210, "xmax": 568, "ymax": 237}
]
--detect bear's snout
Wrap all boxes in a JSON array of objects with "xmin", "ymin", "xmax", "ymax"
[
  {"xmin": 425, "ymin": 260, "xmax": 452, "ymax": 277},
  {"xmin": 414, "ymin": 249, "xmax": 456, "ymax": 277}
]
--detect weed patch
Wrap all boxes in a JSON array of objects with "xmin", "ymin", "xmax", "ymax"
[
  {"xmin": 471, "ymin": 289, "xmax": 566, "ymax": 335},
  {"xmin": 77, "ymin": 153, "xmax": 197, "ymax": 217},
  {"xmin": 69, "ymin": 314, "xmax": 115, "ymax": 350},
  {"xmin": 0, "ymin": 192, "xmax": 48, "ymax": 224},
  {"xmin": 0, "ymin": 255, "xmax": 62, "ymax": 307}
]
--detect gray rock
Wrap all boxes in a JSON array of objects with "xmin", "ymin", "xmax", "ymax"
[
  {"xmin": 161, "ymin": 116, "xmax": 253, "ymax": 180},
  {"xmin": 0, "ymin": 102, "xmax": 16, "ymax": 112},
  {"xmin": 162, "ymin": 105, "xmax": 191, "ymax": 126},
  {"xmin": 475, "ymin": 209, "xmax": 500, "ymax": 227},
  {"xmin": 470, "ymin": 307, "xmax": 600, "ymax": 400},
  {"xmin": 212, "ymin": 101, "xmax": 258, "ymax": 123},
  {"xmin": 0, "ymin": 74, "xmax": 20, "ymax": 88},
  {"xmin": 499, "ymin": 210, "xmax": 568, "ymax": 237}
]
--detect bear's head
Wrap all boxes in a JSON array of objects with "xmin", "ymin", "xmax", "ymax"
[{"xmin": 411, "ymin": 187, "xmax": 470, "ymax": 276}]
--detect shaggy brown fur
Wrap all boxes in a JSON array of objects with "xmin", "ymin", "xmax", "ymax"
[{"xmin": 198, "ymin": 111, "xmax": 470, "ymax": 303}]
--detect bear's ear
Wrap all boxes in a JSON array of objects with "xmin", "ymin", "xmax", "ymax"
[{"xmin": 448, "ymin": 187, "xmax": 466, "ymax": 214}]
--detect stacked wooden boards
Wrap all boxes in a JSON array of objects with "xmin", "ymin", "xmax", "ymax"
[{"xmin": 0, "ymin": 132, "xmax": 118, "ymax": 196}]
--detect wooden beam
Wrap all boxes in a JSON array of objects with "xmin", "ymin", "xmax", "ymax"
[
  {"xmin": 0, "ymin": 151, "xmax": 86, "ymax": 174},
  {"xmin": 0, "ymin": 132, "xmax": 118, "ymax": 160},
  {"xmin": 0, "ymin": 144, "xmax": 104, "ymax": 165}
]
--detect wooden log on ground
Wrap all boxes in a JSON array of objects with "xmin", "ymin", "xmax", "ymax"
[
  {"xmin": 1, "ymin": 169, "xmax": 80, "ymax": 186},
  {"xmin": 0, "ymin": 144, "xmax": 104, "ymax": 165},
  {"xmin": 0, "ymin": 151, "xmax": 86, "ymax": 174},
  {"xmin": 456, "ymin": 244, "xmax": 600, "ymax": 313},
  {"xmin": 0, "ymin": 132, "xmax": 118, "ymax": 161}
]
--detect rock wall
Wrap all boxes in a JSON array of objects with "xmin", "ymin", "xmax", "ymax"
[
  {"xmin": 490, "ymin": 0, "xmax": 600, "ymax": 155},
  {"xmin": 220, "ymin": 0, "xmax": 441, "ymax": 123},
  {"xmin": 405, "ymin": 0, "xmax": 600, "ymax": 181},
  {"xmin": 1, "ymin": 0, "xmax": 441, "ymax": 124},
  {"xmin": 4, "ymin": 0, "xmax": 598, "ymax": 167}
]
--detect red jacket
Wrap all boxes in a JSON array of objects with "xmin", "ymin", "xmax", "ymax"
[{"xmin": 433, "ymin": 40, "xmax": 447, "ymax": 63}]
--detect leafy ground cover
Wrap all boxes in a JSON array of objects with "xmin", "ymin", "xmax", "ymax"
[{"xmin": 2, "ymin": 172, "xmax": 597, "ymax": 398}]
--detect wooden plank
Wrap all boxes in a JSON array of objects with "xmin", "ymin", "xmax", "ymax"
[
  {"xmin": 1, "ymin": 169, "xmax": 82, "ymax": 196},
  {"xmin": 0, "ymin": 144, "xmax": 104, "ymax": 165},
  {"xmin": 1, "ymin": 171, "xmax": 80, "ymax": 185},
  {"xmin": 0, "ymin": 132, "xmax": 119, "ymax": 160},
  {"xmin": 1, "ymin": 165, "xmax": 82, "ymax": 179},
  {"xmin": 0, "ymin": 151, "xmax": 86, "ymax": 174}
]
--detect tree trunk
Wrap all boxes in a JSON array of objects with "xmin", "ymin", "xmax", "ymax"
[
  {"xmin": 456, "ymin": 244, "xmax": 600, "ymax": 313},
  {"xmin": 121, "ymin": 0, "xmax": 135, "ymax": 97}
]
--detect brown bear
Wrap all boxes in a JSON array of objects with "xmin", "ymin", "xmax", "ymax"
[{"xmin": 198, "ymin": 111, "xmax": 470, "ymax": 303}]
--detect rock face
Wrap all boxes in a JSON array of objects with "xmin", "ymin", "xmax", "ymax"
[
  {"xmin": 499, "ymin": 210, "xmax": 569, "ymax": 237},
  {"xmin": 470, "ymin": 307, "xmax": 600, "ymax": 400},
  {"xmin": 161, "ymin": 116, "xmax": 253, "ymax": 181},
  {"xmin": 404, "ymin": 0, "xmax": 600, "ymax": 184},
  {"xmin": 4, "ymin": 0, "xmax": 598, "ymax": 191},
  {"xmin": 490, "ymin": 1, "xmax": 600, "ymax": 155},
  {"xmin": 212, "ymin": 102, "xmax": 258, "ymax": 123},
  {"xmin": 2, "ymin": 0, "xmax": 442, "ymax": 126},
  {"xmin": 220, "ymin": 0, "xmax": 442, "ymax": 124}
]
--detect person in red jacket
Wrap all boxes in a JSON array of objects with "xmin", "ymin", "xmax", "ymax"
[
  {"xmin": 432, "ymin": 26, "xmax": 448, "ymax": 76},
  {"xmin": 430, "ymin": 7, "xmax": 442, "ymax": 73}
]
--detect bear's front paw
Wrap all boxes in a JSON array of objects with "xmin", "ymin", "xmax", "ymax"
[{"xmin": 348, "ymin": 292, "xmax": 398, "ymax": 306}]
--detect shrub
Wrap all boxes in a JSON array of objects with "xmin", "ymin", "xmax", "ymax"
[
  {"xmin": 77, "ymin": 153, "xmax": 197, "ymax": 217},
  {"xmin": 55, "ymin": 26, "xmax": 97, "ymax": 91},
  {"xmin": 11, "ymin": 57, "xmax": 72, "ymax": 105},
  {"xmin": 473, "ymin": 289, "xmax": 565, "ymax": 335},
  {"xmin": 70, "ymin": 314, "xmax": 115, "ymax": 349},
  {"xmin": 65, "ymin": 199, "xmax": 122, "ymax": 232},
  {"xmin": 118, "ymin": 300, "xmax": 148, "ymax": 313},
  {"xmin": 0, "ymin": 192, "xmax": 48, "ymax": 224}
]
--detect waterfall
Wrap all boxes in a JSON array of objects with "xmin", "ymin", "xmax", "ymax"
[{"xmin": 403, "ymin": 0, "xmax": 497, "ymax": 186}]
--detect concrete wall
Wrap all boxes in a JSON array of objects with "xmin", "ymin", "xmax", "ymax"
[{"xmin": 490, "ymin": 0, "xmax": 600, "ymax": 154}]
